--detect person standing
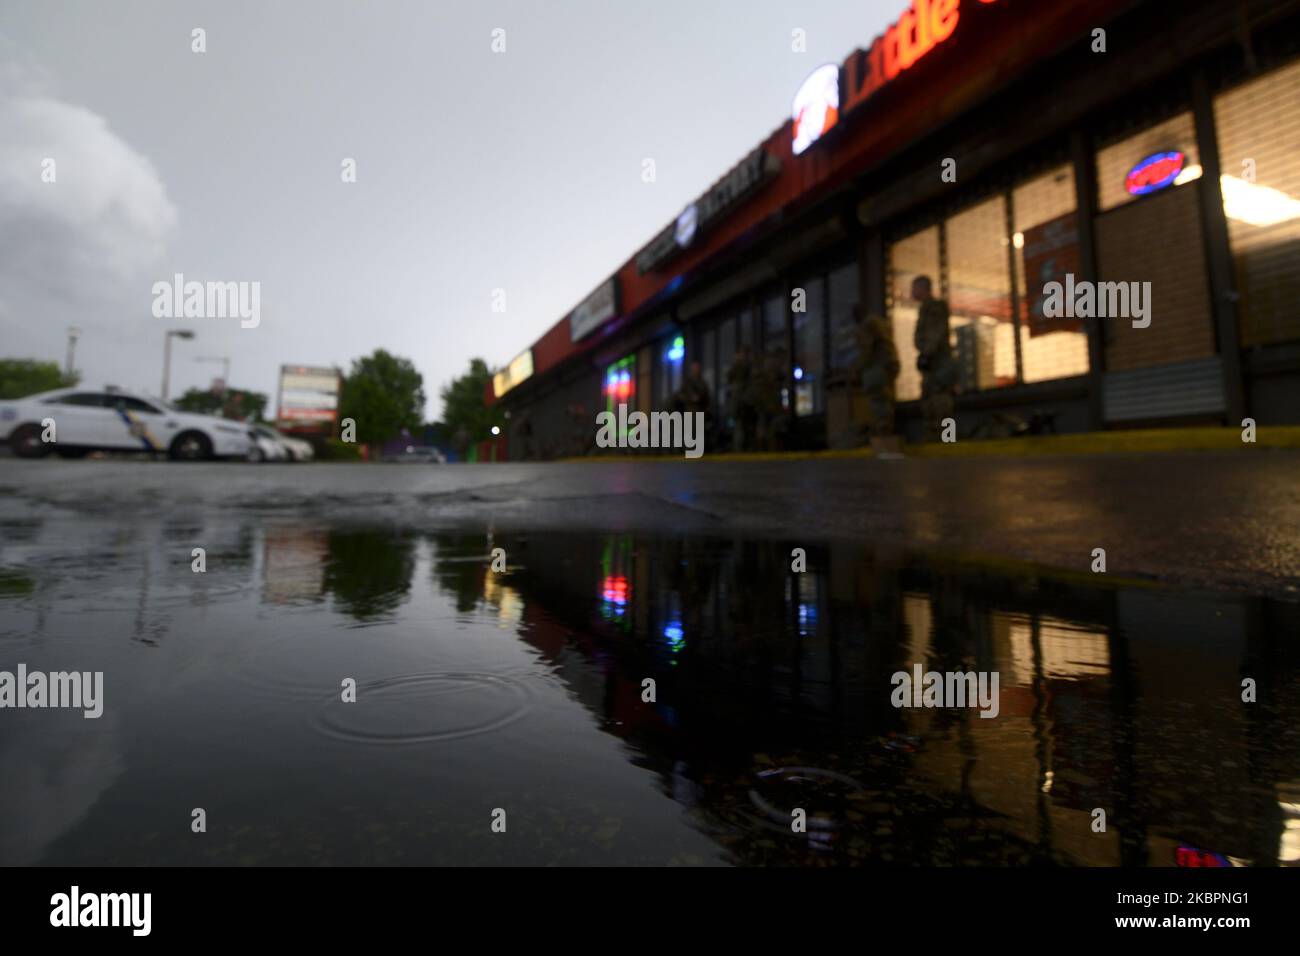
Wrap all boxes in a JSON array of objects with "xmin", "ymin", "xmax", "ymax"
[
  {"xmin": 674, "ymin": 360, "xmax": 713, "ymax": 448},
  {"xmin": 912, "ymin": 275, "xmax": 957, "ymax": 442},
  {"xmin": 852, "ymin": 306, "xmax": 900, "ymax": 439},
  {"xmin": 726, "ymin": 346, "xmax": 757, "ymax": 452}
]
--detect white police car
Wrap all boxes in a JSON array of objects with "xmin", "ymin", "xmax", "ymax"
[{"xmin": 0, "ymin": 387, "xmax": 255, "ymax": 461}]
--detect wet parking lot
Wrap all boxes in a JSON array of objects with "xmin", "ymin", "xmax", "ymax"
[{"xmin": 2, "ymin": 457, "xmax": 1299, "ymax": 866}]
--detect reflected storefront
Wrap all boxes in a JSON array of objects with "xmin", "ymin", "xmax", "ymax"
[{"xmin": 5, "ymin": 511, "xmax": 1300, "ymax": 865}]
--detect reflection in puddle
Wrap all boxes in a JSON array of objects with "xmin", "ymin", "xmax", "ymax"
[{"xmin": 1, "ymin": 515, "xmax": 1298, "ymax": 866}]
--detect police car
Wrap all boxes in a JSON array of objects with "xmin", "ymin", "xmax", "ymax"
[{"xmin": 0, "ymin": 387, "xmax": 255, "ymax": 461}]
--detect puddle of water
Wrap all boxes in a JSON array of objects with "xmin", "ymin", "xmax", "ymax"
[{"xmin": 1, "ymin": 515, "xmax": 1298, "ymax": 866}]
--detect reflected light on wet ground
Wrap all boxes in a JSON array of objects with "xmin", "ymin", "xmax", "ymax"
[{"xmin": 1, "ymin": 514, "xmax": 1298, "ymax": 866}]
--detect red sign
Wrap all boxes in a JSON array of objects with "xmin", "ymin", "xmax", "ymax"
[
  {"xmin": 1020, "ymin": 211, "xmax": 1083, "ymax": 337},
  {"xmin": 1125, "ymin": 150, "xmax": 1185, "ymax": 196},
  {"xmin": 841, "ymin": 0, "xmax": 1002, "ymax": 117}
]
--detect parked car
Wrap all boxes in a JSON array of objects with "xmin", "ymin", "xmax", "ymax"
[
  {"xmin": 271, "ymin": 427, "xmax": 314, "ymax": 462},
  {"xmin": 247, "ymin": 426, "xmax": 290, "ymax": 462},
  {"xmin": 380, "ymin": 444, "xmax": 445, "ymax": 463},
  {"xmin": 0, "ymin": 387, "xmax": 254, "ymax": 461},
  {"xmin": 247, "ymin": 425, "xmax": 314, "ymax": 462}
]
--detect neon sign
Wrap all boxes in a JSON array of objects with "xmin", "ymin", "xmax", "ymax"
[{"xmin": 1126, "ymin": 151, "xmax": 1186, "ymax": 196}]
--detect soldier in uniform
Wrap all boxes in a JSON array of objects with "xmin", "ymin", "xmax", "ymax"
[
  {"xmin": 726, "ymin": 346, "xmax": 757, "ymax": 452},
  {"xmin": 912, "ymin": 275, "xmax": 958, "ymax": 442},
  {"xmin": 851, "ymin": 306, "xmax": 900, "ymax": 438},
  {"xmin": 674, "ymin": 360, "xmax": 713, "ymax": 448}
]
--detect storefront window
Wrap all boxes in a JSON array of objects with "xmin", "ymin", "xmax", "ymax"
[
  {"xmin": 827, "ymin": 262, "xmax": 859, "ymax": 375},
  {"xmin": 697, "ymin": 326, "xmax": 717, "ymax": 401},
  {"xmin": 1096, "ymin": 111, "xmax": 1201, "ymax": 212},
  {"xmin": 793, "ymin": 275, "xmax": 825, "ymax": 415},
  {"xmin": 762, "ymin": 294, "xmax": 786, "ymax": 353},
  {"xmin": 1214, "ymin": 59, "xmax": 1300, "ymax": 347},
  {"xmin": 656, "ymin": 333, "xmax": 684, "ymax": 407},
  {"xmin": 889, "ymin": 226, "xmax": 940, "ymax": 402},
  {"xmin": 603, "ymin": 355, "xmax": 636, "ymax": 421},
  {"xmin": 1012, "ymin": 164, "xmax": 1090, "ymax": 383},
  {"xmin": 1095, "ymin": 112, "xmax": 1216, "ymax": 372},
  {"xmin": 946, "ymin": 195, "xmax": 1016, "ymax": 391},
  {"xmin": 718, "ymin": 313, "xmax": 737, "ymax": 408},
  {"xmin": 761, "ymin": 294, "xmax": 789, "ymax": 411},
  {"xmin": 737, "ymin": 306, "xmax": 754, "ymax": 347}
]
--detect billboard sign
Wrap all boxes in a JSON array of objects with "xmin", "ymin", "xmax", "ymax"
[{"xmin": 277, "ymin": 365, "xmax": 341, "ymax": 430}]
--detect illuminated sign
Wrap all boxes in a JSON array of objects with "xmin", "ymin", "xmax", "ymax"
[
  {"xmin": 674, "ymin": 204, "xmax": 698, "ymax": 248},
  {"xmin": 792, "ymin": 63, "xmax": 840, "ymax": 156},
  {"xmin": 569, "ymin": 277, "xmax": 620, "ymax": 342},
  {"xmin": 829, "ymin": 0, "xmax": 1004, "ymax": 139},
  {"xmin": 636, "ymin": 145, "xmax": 781, "ymax": 274},
  {"xmin": 665, "ymin": 335, "xmax": 685, "ymax": 363},
  {"xmin": 1125, "ymin": 150, "xmax": 1186, "ymax": 196},
  {"xmin": 603, "ymin": 355, "xmax": 636, "ymax": 424},
  {"xmin": 492, "ymin": 349, "xmax": 534, "ymax": 398},
  {"xmin": 276, "ymin": 365, "xmax": 341, "ymax": 429}
]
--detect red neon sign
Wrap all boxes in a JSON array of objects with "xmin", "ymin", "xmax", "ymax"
[
  {"xmin": 1125, "ymin": 151, "xmax": 1186, "ymax": 196},
  {"xmin": 842, "ymin": 0, "xmax": 1002, "ymax": 117}
]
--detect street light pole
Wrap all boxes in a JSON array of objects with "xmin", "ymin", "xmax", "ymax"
[
  {"xmin": 162, "ymin": 330, "xmax": 195, "ymax": 401},
  {"xmin": 65, "ymin": 326, "xmax": 81, "ymax": 380}
]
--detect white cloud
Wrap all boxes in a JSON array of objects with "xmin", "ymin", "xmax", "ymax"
[{"xmin": 0, "ymin": 94, "xmax": 176, "ymax": 289}]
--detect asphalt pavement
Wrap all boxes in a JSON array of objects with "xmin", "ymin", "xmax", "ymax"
[{"xmin": 2, "ymin": 450, "xmax": 1297, "ymax": 598}]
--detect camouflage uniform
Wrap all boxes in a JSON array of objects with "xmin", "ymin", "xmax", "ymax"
[
  {"xmin": 853, "ymin": 314, "xmax": 900, "ymax": 438},
  {"xmin": 914, "ymin": 297, "xmax": 958, "ymax": 442},
  {"xmin": 674, "ymin": 373, "xmax": 711, "ymax": 417},
  {"xmin": 755, "ymin": 351, "xmax": 788, "ymax": 452},
  {"xmin": 674, "ymin": 370, "xmax": 713, "ymax": 450}
]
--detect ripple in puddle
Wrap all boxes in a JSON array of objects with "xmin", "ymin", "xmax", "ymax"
[{"xmin": 313, "ymin": 672, "xmax": 533, "ymax": 745}]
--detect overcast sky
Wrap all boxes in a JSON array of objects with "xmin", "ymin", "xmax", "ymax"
[{"xmin": 0, "ymin": 0, "xmax": 898, "ymax": 418}]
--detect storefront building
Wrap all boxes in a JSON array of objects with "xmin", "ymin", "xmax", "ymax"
[{"xmin": 486, "ymin": 0, "xmax": 1300, "ymax": 459}]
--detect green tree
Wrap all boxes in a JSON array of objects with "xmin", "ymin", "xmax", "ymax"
[
  {"xmin": 0, "ymin": 359, "xmax": 78, "ymax": 399},
  {"xmin": 338, "ymin": 349, "xmax": 426, "ymax": 449},
  {"xmin": 439, "ymin": 358, "xmax": 495, "ymax": 455},
  {"xmin": 172, "ymin": 387, "xmax": 268, "ymax": 422}
]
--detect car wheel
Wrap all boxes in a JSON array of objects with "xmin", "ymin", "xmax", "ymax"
[
  {"xmin": 248, "ymin": 446, "xmax": 266, "ymax": 463},
  {"xmin": 10, "ymin": 424, "xmax": 52, "ymax": 459},
  {"xmin": 169, "ymin": 431, "xmax": 213, "ymax": 462},
  {"xmin": 284, "ymin": 449, "xmax": 297, "ymax": 463}
]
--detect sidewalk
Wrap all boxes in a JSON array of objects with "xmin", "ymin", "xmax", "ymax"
[{"xmin": 560, "ymin": 425, "xmax": 1300, "ymax": 463}]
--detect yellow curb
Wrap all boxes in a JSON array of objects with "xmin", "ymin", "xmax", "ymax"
[{"xmin": 552, "ymin": 425, "xmax": 1300, "ymax": 463}]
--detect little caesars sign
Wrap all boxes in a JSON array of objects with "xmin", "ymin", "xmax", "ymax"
[{"xmin": 636, "ymin": 145, "xmax": 781, "ymax": 275}]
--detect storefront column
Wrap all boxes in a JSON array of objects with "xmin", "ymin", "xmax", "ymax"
[
  {"xmin": 1191, "ymin": 69, "xmax": 1247, "ymax": 424},
  {"xmin": 860, "ymin": 230, "xmax": 886, "ymax": 318},
  {"xmin": 1070, "ymin": 128, "xmax": 1106, "ymax": 431}
]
